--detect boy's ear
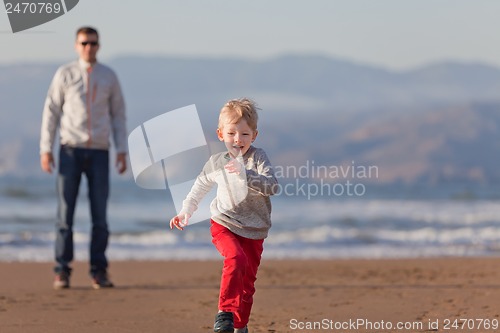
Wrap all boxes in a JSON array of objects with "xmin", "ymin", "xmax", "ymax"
[
  {"xmin": 216, "ymin": 128, "xmax": 224, "ymax": 141},
  {"xmin": 252, "ymin": 130, "xmax": 258, "ymax": 142}
]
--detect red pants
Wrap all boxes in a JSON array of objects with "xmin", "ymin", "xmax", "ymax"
[{"xmin": 210, "ymin": 220, "xmax": 264, "ymax": 329}]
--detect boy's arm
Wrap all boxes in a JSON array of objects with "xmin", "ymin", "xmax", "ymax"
[
  {"xmin": 171, "ymin": 161, "xmax": 215, "ymax": 231},
  {"xmin": 179, "ymin": 157, "xmax": 217, "ymax": 217},
  {"xmin": 246, "ymin": 149, "xmax": 278, "ymax": 196}
]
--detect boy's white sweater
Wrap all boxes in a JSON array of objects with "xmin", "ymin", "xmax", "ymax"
[{"xmin": 181, "ymin": 146, "xmax": 278, "ymax": 239}]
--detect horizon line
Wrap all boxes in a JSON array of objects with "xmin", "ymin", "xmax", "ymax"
[{"xmin": 0, "ymin": 53, "xmax": 498, "ymax": 72}]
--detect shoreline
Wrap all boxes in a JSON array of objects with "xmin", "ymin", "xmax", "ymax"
[{"xmin": 1, "ymin": 258, "xmax": 500, "ymax": 332}]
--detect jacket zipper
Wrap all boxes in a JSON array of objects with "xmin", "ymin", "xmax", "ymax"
[{"xmin": 86, "ymin": 67, "xmax": 92, "ymax": 147}]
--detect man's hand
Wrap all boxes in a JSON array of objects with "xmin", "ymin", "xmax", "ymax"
[
  {"xmin": 40, "ymin": 152, "xmax": 54, "ymax": 174},
  {"xmin": 116, "ymin": 153, "xmax": 127, "ymax": 174}
]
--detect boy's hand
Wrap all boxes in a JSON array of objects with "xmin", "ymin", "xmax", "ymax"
[
  {"xmin": 225, "ymin": 158, "xmax": 244, "ymax": 175},
  {"xmin": 225, "ymin": 149, "xmax": 245, "ymax": 175},
  {"xmin": 169, "ymin": 213, "xmax": 191, "ymax": 231}
]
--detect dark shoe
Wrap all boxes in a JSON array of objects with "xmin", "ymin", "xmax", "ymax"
[
  {"xmin": 214, "ymin": 311, "xmax": 234, "ymax": 333},
  {"xmin": 53, "ymin": 271, "xmax": 70, "ymax": 289},
  {"xmin": 234, "ymin": 327, "xmax": 248, "ymax": 333},
  {"xmin": 92, "ymin": 271, "xmax": 114, "ymax": 289}
]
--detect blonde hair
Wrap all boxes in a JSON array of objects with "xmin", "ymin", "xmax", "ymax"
[{"xmin": 218, "ymin": 98, "xmax": 259, "ymax": 131}]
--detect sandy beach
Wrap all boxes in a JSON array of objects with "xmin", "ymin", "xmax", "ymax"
[{"xmin": 1, "ymin": 258, "xmax": 500, "ymax": 333}]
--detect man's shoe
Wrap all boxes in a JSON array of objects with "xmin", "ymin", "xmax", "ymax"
[
  {"xmin": 214, "ymin": 311, "xmax": 234, "ymax": 333},
  {"xmin": 92, "ymin": 271, "xmax": 114, "ymax": 289},
  {"xmin": 53, "ymin": 271, "xmax": 70, "ymax": 289},
  {"xmin": 234, "ymin": 327, "xmax": 248, "ymax": 333}
]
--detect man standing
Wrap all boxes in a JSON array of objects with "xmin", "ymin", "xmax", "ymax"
[{"xmin": 40, "ymin": 26, "xmax": 127, "ymax": 290}]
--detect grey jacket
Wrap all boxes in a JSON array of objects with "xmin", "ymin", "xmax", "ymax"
[
  {"xmin": 181, "ymin": 146, "xmax": 278, "ymax": 239},
  {"xmin": 40, "ymin": 59, "xmax": 127, "ymax": 154}
]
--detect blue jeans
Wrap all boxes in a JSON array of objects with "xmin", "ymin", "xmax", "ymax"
[{"xmin": 55, "ymin": 146, "xmax": 110, "ymax": 276}]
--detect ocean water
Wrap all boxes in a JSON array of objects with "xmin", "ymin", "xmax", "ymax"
[{"xmin": 1, "ymin": 177, "xmax": 500, "ymax": 261}]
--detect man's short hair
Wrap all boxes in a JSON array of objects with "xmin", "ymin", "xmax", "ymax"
[{"xmin": 76, "ymin": 26, "xmax": 99, "ymax": 39}]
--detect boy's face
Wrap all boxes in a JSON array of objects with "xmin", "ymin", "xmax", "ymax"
[{"xmin": 217, "ymin": 119, "xmax": 258, "ymax": 157}]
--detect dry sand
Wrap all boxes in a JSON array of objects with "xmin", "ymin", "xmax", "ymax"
[{"xmin": 1, "ymin": 258, "xmax": 500, "ymax": 333}]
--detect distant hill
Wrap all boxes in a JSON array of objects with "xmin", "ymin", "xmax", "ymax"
[
  {"xmin": 1, "ymin": 54, "xmax": 500, "ymax": 184},
  {"xmin": 270, "ymin": 102, "xmax": 500, "ymax": 184}
]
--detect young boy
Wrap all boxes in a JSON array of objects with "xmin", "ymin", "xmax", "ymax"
[{"xmin": 170, "ymin": 98, "xmax": 278, "ymax": 333}]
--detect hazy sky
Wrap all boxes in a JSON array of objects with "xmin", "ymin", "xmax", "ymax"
[{"xmin": 1, "ymin": 0, "xmax": 499, "ymax": 70}]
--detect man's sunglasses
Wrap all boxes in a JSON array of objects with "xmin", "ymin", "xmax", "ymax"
[{"xmin": 80, "ymin": 41, "xmax": 99, "ymax": 47}]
